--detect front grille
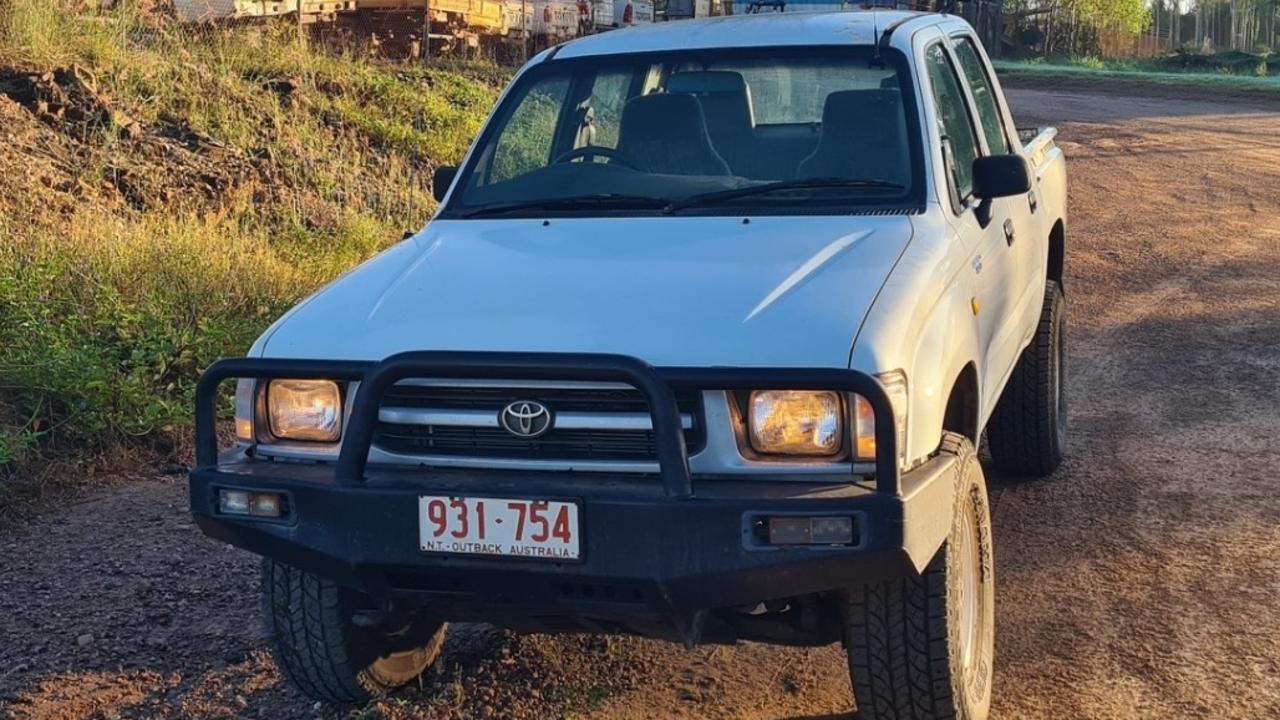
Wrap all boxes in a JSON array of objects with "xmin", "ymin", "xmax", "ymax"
[{"xmin": 373, "ymin": 385, "xmax": 704, "ymax": 462}]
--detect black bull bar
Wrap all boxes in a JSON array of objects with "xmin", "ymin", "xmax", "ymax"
[{"xmin": 190, "ymin": 352, "xmax": 938, "ymax": 645}]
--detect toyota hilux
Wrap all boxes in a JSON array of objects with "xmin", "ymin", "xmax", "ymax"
[{"xmin": 189, "ymin": 10, "xmax": 1067, "ymax": 719}]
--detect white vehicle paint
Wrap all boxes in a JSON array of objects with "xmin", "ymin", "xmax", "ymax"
[
  {"xmin": 612, "ymin": 0, "xmax": 654, "ymax": 26},
  {"xmin": 589, "ymin": 0, "xmax": 617, "ymax": 30},
  {"xmin": 250, "ymin": 10, "xmax": 1067, "ymax": 474},
  {"xmin": 499, "ymin": 0, "xmax": 649, "ymax": 40},
  {"xmin": 206, "ymin": 13, "xmax": 1069, "ymax": 714}
]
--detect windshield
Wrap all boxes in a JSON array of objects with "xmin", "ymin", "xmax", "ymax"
[{"xmin": 443, "ymin": 46, "xmax": 923, "ymax": 218}]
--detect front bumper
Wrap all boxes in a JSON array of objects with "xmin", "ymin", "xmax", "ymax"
[{"xmin": 190, "ymin": 352, "xmax": 955, "ymax": 645}]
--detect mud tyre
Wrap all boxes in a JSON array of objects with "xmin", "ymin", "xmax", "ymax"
[
  {"xmin": 261, "ymin": 559, "xmax": 447, "ymax": 704},
  {"xmin": 843, "ymin": 433, "xmax": 995, "ymax": 720},
  {"xmin": 988, "ymin": 279, "xmax": 1067, "ymax": 478}
]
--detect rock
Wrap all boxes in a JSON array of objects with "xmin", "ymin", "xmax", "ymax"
[
  {"xmin": 77, "ymin": 633, "xmax": 94, "ymax": 646},
  {"xmin": 111, "ymin": 110, "xmax": 143, "ymax": 139},
  {"xmin": 262, "ymin": 77, "xmax": 299, "ymax": 96}
]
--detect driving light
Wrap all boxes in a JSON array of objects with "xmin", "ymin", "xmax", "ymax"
[
  {"xmin": 267, "ymin": 379, "xmax": 341, "ymax": 442},
  {"xmin": 218, "ymin": 489, "xmax": 285, "ymax": 518},
  {"xmin": 219, "ymin": 489, "xmax": 250, "ymax": 515},
  {"xmin": 767, "ymin": 516, "xmax": 856, "ymax": 545},
  {"xmin": 248, "ymin": 492, "xmax": 283, "ymax": 518},
  {"xmin": 748, "ymin": 391, "xmax": 843, "ymax": 456}
]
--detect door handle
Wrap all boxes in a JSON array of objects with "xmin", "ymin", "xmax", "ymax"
[
  {"xmin": 1028, "ymin": 190, "xmax": 1038, "ymax": 213},
  {"xmin": 1003, "ymin": 219, "xmax": 1016, "ymax": 246}
]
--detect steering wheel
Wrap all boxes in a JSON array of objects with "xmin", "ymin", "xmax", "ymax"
[{"xmin": 553, "ymin": 145, "xmax": 641, "ymax": 170}]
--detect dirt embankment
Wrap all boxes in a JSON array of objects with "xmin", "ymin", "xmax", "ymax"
[
  {"xmin": 2, "ymin": 88, "xmax": 1280, "ymax": 720},
  {"xmin": 0, "ymin": 65, "xmax": 263, "ymax": 217}
]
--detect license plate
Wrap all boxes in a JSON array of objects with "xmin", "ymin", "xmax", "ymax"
[{"xmin": 418, "ymin": 496, "xmax": 581, "ymax": 561}]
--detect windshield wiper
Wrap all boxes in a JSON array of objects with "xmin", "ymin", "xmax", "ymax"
[
  {"xmin": 460, "ymin": 193, "xmax": 671, "ymax": 218},
  {"xmin": 664, "ymin": 177, "xmax": 905, "ymax": 213}
]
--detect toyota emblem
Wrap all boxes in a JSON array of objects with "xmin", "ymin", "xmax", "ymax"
[{"xmin": 499, "ymin": 400, "xmax": 553, "ymax": 438}]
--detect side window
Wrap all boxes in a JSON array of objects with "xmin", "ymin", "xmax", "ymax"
[
  {"xmin": 580, "ymin": 69, "xmax": 632, "ymax": 149},
  {"xmin": 951, "ymin": 37, "xmax": 1011, "ymax": 155},
  {"xmin": 923, "ymin": 44, "xmax": 981, "ymax": 202},
  {"xmin": 488, "ymin": 76, "xmax": 570, "ymax": 184}
]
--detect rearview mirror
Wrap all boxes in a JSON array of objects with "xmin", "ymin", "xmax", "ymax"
[
  {"xmin": 432, "ymin": 165, "xmax": 458, "ymax": 203},
  {"xmin": 972, "ymin": 154, "xmax": 1031, "ymax": 200}
]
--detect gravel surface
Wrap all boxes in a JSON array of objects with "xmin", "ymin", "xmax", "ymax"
[{"xmin": 2, "ymin": 85, "xmax": 1279, "ymax": 720}]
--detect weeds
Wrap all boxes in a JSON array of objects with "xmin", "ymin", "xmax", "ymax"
[
  {"xmin": 449, "ymin": 663, "xmax": 467, "ymax": 707},
  {"xmin": 348, "ymin": 707, "xmax": 388, "ymax": 720},
  {"xmin": 0, "ymin": 0, "xmax": 504, "ymax": 477},
  {"xmin": 0, "ymin": 429, "xmax": 37, "ymax": 467},
  {"xmin": 551, "ymin": 683, "xmax": 613, "ymax": 714},
  {"xmin": 708, "ymin": 645, "xmax": 734, "ymax": 663},
  {"xmin": 1067, "ymin": 55, "xmax": 1107, "ymax": 71}
]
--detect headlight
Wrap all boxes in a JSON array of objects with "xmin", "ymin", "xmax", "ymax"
[
  {"xmin": 748, "ymin": 390, "xmax": 843, "ymax": 456},
  {"xmin": 267, "ymin": 379, "xmax": 342, "ymax": 442},
  {"xmin": 852, "ymin": 371, "xmax": 909, "ymax": 466}
]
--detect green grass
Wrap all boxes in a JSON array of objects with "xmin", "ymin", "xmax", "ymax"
[
  {"xmin": 0, "ymin": 0, "xmax": 506, "ymax": 483},
  {"xmin": 994, "ymin": 57, "xmax": 1280, "ymax": 95},
  {"xmin": 1011, "ymin": 49, "xmax": 1278, "ymax": 75},
  {"xmin": 552, "ymin": 683, "xmax": 613, "ymax": 715}
]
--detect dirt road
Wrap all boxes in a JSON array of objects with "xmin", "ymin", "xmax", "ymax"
[{"xmin": 3, "ymin": 86, "xmax": 1279, "ymax": 720}]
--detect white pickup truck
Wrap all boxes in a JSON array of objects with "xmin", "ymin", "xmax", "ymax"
[{"xmin": 190, "ymin": 10, "xmax": 1066, "ymax": 719}]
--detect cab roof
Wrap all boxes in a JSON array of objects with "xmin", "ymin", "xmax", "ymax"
[{"xmin": 553, "ymin": 10, "xmax": 932, "ymax": 58}]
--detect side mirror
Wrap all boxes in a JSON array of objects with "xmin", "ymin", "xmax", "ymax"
[
  {"xmin": 432, "ymin": 165, "xmax": 458, "ymax": 203},
  {"xmin": 972, "ymin": 154, "xmax": 1031, "ymax": 200}
]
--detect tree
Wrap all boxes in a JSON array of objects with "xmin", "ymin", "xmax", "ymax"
[
  {"xmin": 1007, "ymin": 0, "xmax": 1279, "ymax": 56},
  {"xmin": 1188, "ymin": 0, "xmax": 1279, "ymax": 51},
  {"xmin": 1005, "ymin": 0, "xmax": 1150, "ymax": 54}
]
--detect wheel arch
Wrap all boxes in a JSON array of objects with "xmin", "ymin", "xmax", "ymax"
[
  {"xmin": 941, "ymin": 363, "xmax": 981, "ymax": 446},
  {"xmin": 1048, "ymin": 219, "xmax": 1066, "ymax": 290},
  {"xmin": 887, "ymin": 280, "xmax": 983, "ymax": 466}
]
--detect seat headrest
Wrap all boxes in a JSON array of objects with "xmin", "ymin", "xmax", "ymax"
[
  {"xmin": 668, "ymin": 71, "xmax": 755, "ymax": 131},
  {"xmin": 820, "ymin": 89, "xmax": 903, "ymax": 129},
  {"xmin": 618, "ymin": 93, "xmax": 713, "ymax": 141},
  {"xmin": 615, "ymin": 92, "xmax": 732, "ymax": 176},
  {"xmin": 795, "ymin": 88, "xmax": 909, "ymax": 182}
]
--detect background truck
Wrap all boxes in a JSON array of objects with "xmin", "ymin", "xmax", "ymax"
[
  {"xmin": 190, "ymin": 10, "xmax": 1066, "ymax": 719},
  {"xmin": 174, "ymin": 0, "xmax": 650, "ymax": 52}
]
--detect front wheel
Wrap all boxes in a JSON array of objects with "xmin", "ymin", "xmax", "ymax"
[
  {"xmin": 260, "ymin": 559, "xmax": 447, "ymax": 704},
  {"xmin": 843, "ymin": 432, "xmax": 994, "ymax": 720}
]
